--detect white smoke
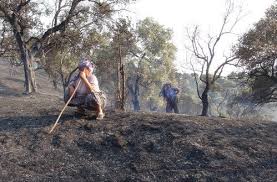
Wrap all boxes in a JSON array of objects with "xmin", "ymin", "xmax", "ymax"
[
  {"xmin": 262, "ymin": 103, "xmax": 277, "ymax": 122},
  {"xmin": 272, "ymin": 109, "xmax": 277, "ymax": 122}
]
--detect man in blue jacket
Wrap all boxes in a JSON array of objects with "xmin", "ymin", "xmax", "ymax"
[{"xmin": 159, "ymin": 83, "xmax": 180, "ymax": 113}]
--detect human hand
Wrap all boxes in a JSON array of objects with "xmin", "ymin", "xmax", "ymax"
[
  {"xmin": 79, "ymin": 71, "xmax": 86, "ymax": 79},
  {"xmin": 89, "ymin": 85, "xmax": 95, "ymax": 93}
]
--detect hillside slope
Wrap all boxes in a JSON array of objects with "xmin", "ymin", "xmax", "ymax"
[{"xmin": 0, "ymin": 60, "xmax": 276, "ymax": 181}]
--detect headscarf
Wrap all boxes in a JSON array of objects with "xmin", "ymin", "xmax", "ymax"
[{"xmin": 78, "ymin": 58, "xmax": 95, "ymax": 72}]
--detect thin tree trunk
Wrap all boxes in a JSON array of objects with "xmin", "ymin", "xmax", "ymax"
[
  {"xmin": 120, "ymin": 64, "xmax": 125, "ymax": 110},
  {"xmin": 20, "ymin": 45, "xmax": 37, "ymax": 93},
  {"xmin": 134, "ymin": 77, "xmax": 140, "ymax": 111},
  {"xmin": 115, "ymin": 60, "xmax": 121, "ymax": 110},
  {"xmin": 133, "ymin": 98, "xmax": 140, "ymax": 111},
  {"xmin": 127, "ymin": 76, "xmax": 140, "ymax": 112},
  {"xmin": 53, "ymin": 79, "xmax": 58, "ymax": 90},
  {"xmin": 11, "ymin": 16, "xmax": 37, "ymax": 93},
  {"xmin": 119, "ymin": 45, "xmax": 125, "ymax": 111},
  {"xmin": 61, "ymin": 73, "xmax": 66, "ymax": 94},
  {"xmin": 201, "ymin": 87, "xmax": 209, "ymax": 116},
  {"xmin": 116, "ymin": 42, "xmax": 123, "ymax": 110},
  {"xmin": 24, "ymin": 48, "xmax": 37, "ymax": 93},
  {"xmin": 133, "ymin": 75, "xmax": 140, "ymax": 111},
  {"xmin": 129, "ymin": 87, "xmax": 140, "ymax": 111}
]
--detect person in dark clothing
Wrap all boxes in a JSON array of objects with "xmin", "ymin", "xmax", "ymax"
[{"xmin": 159, "ymin": 83, "xmax": 180, "ymax": 113}]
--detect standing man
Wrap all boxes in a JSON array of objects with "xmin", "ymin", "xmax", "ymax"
[{"xmin": 159, "ymin": 83, "xmax": 179, "ymax": 113}]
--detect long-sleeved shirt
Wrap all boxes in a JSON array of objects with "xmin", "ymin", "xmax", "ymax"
[{"xmin": 70, "ymin": 73, "xmax": 100, "ymax": 97}]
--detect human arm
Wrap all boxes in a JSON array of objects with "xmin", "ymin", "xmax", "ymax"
[
  {"xmin": 174, "ymin": 87, "xmax": 180, "ymax": 94},
  {"xmin": 79, "ymin": 71, "xmax": 98, "ymax": 93}
]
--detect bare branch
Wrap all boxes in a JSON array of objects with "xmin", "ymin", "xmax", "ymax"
[
  {"xmin": 52, "ymin": 0, "xmax": 66, "ymax": 27},
  {"xmin": 16, "ymin": 0, "xmax": 31, "ymax": 12},
  {"xmin": 186, "ymin": 27, "xmax": 208, "ymax": 62},
  {"xmin": 41, "ymin": 0, "xmax": 83, "ymax": 41},
  {"xmin": 207, "ymin": 35, "xmax": 213, "ymax": 57},
  {"xmin": 199, "ymin": 61, "xmax": 207, "ymax": 83},
  {"xmin": 184, "ymin": 0, "xmax": 244, "ymax": 116},
  {"xmin": 190, "ymin": 60, "xmax": 202, "ymax": 99},
  {"xmin": 212, "ymin": 55, "xmax": 237, "ymax": 83}
]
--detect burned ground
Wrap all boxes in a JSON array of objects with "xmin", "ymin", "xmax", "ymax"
[{"xmin": 0, "ymin": 60, "xmax": 276, "ymax": 181}]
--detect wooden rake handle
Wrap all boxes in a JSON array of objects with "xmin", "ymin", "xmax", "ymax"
[{"xmin": 49, "ymin": 79, "xmax": 81, "ymax": 134}]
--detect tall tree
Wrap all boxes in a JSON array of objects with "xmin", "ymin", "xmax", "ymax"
[
  {"xmin": 185, "ymin": 0, "xmax": 241, "ymax": 116},
  {"xmin": 127, "ymin": 18, "xmax": 177, "ymax": 111},
  {"xmin": 109, "ymin": 19, "xmax": 135, "ymax": 111},
  {"xmin": 0, "ymin": 0, "xmax": 132, "ymax": 93},
  {"xmin": 235, "ymin": 3, "xmax": 277, "ymax": 103}
]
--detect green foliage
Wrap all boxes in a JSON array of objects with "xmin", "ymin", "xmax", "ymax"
[
  {"xmin": 0, "ymin": 0, "xmax": 135, "ymax": 93},
  {"xmin": 235, "ymin": 2, "xmax": 277, "ymax": 103},
  {"xmin": 125, "ymin": 18, "xmax": 177, "ymax": 110}
]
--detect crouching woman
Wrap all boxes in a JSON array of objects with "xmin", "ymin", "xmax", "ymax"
[{"xmin": 64, "ymin": 59, "xmax": 106, "ymax": 120}]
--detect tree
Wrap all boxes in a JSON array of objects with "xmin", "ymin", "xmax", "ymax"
[
  {"xmin": 0, "ymin": 20, "xmax": 20, "ymax": 64},
  {"xmin": 235, "ymin": 3, "xmax": 277, "ymax": 103},
  {"xmin": 0, "ymin": 0, "xmax": 76, "ymax": 93},
  {"xmin": 90, "ymin": 32, "xmax": 118, "ymax": 107},
  {"xmin": 108, "ymin": 19, "xmax": 136, "ymax": 111},
  {"xmin": 0, "ymin": 0, "xmax": 133, "ymax": 94},
  {"xmin": 91, "ymin": 18, "xmax": 176, "ymax": 112},
  {"xmin": 185, "ymin": 0, "xmax": 241, "ymax": 116},
  {"xmin": 127, "ymin": 18, "xmax": 177, "ymax": 111},
  {"xmin": 226, "ymin": 89, "xmax": 260, "ymax": 119}
]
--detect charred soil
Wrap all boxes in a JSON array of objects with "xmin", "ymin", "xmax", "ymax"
[{"xmin": 0, "ymin": 61, "xmax": 276, "ymax": 181}]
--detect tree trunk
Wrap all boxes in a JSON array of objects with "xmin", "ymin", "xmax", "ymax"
[
  {"xmin": 116, "ymin": 43, "xmax": 125, "ymax": 111},
  {"xmin": 201, "ymin": 86, "xmax": 209, "ymax": 116},
  {"xmin": 128, "ymin": 89, "xmax": 140, "ymax": 111},
  {"xmin": 127, "ymin": 76, "xmax": 140, "ymax": 112},
  {"xmin": 130, "ymin": 53, "xmax": 145, "ymax": 111},
  {"xmin": 120, "ymin": 63, "xmax": 125, "ymax": 110},
  {"xmin": 133, "ymin": 77, "xmax": 140, "ymax": 111},
  {"xmin": 22, "ymin": 48, "xmax": 37, "ymax": 93},
  {"xmin": 133, "ymin": 98, "xmax": 140, "ymax": 111},
  {"xmin": 61, "ymin": 73, "xmax": 66, "ymax": 94},
  {"xmin": 13, "ymin": 29, "xmax": 37, "ymax": 93},
  {"xmin": 20, "ymin": 46, "xmax": 37, "ymax": 93},
  {"xmin": 115, "ymin": 58, "xmax": 121, "ymax": 109},
  {"xmin": 52, "ymin": 80, "xmax": 58, "ymax": 90},
  {"xmin": 133, "ymin": 75, "xmax": 140, "ymax": 111}
]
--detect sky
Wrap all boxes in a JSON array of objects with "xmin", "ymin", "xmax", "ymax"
[{"xmin": 126, "ymin": 0, "xmax": 276, "ymax": 74}]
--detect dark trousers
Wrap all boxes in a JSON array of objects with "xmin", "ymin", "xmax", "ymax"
[
  {"xmin": 166, "ymin": 96, "xmax": 179, "ymax": 113},
  {"xmin": 64, "ymin": 89, "xmax": 106, "ymax": 111}
]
